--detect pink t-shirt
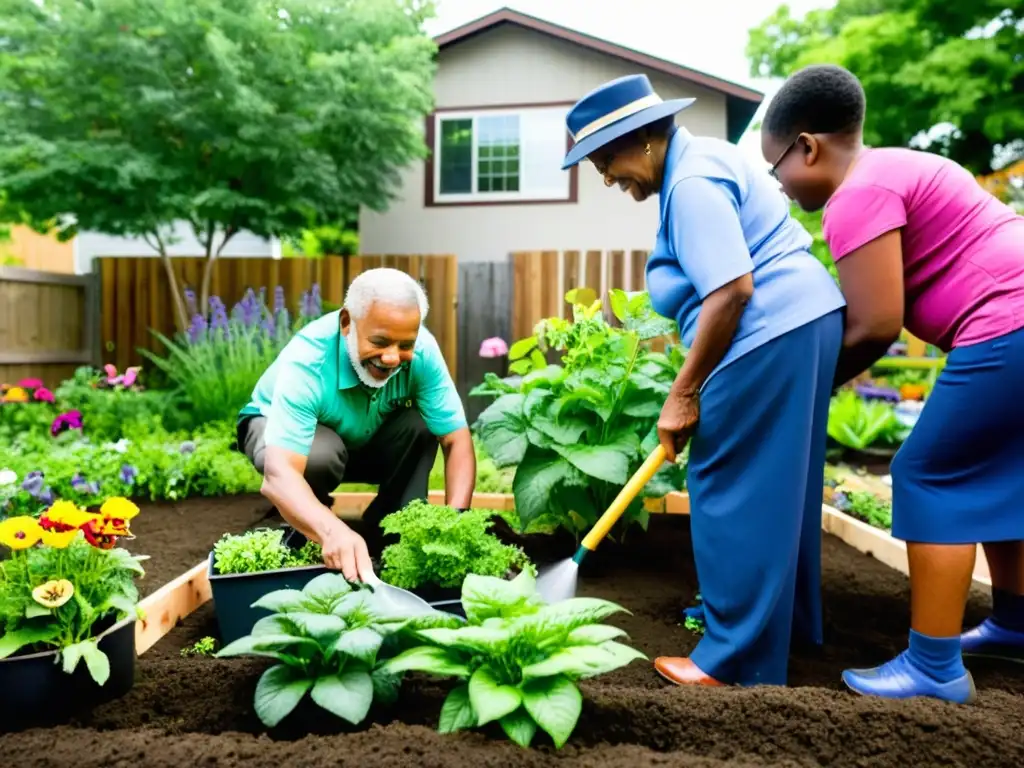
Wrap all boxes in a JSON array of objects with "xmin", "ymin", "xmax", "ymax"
[{"xmin": 822, "ymin": 147, "xmax": 1024, "ymax": 351}]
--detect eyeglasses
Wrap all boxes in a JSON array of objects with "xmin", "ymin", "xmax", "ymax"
[{"xmin": 769, "ymin": 137, "xmax": 799, "ymax": 180}]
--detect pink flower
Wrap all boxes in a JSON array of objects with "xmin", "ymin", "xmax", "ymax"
[
  {"xmin": 103, "ymin": 364, "xmax": 141, "ymax": 388},
  {"xmin": 17, "ymin": 378, "xmax": 44, "ymax": 390},
  {"xmin": 479, "ymin": 337, "xmax": 509, "ymax": 358},
  {"xmin": 122, "ymin": 366, "xmax": 141, "ymax": 388},
  {"xmin": 33, "ymin": 387, "xmax": 55, "ymax": 403}
]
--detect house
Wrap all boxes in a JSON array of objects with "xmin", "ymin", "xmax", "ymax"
[{"xmin": 358, "ymin": 7, "xmax": 764, "ymax": 264}]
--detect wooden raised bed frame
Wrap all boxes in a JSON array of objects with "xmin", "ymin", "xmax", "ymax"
[{"xmin": 132, "ymin": 489, "xmax": 990, "ymax": 657}]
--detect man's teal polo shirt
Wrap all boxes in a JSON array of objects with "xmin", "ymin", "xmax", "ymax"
[{"xmin": 239, "ymin": 310, "xmax": 467, "ymax": 457}]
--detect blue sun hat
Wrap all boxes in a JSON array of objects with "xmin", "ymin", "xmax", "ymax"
[{"xmin": 562, "ymin": 74, "xmax": 696, "ymax": 170}]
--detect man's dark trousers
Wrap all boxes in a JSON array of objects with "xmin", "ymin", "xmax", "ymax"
[{"xmin": 236, "ymin": 408, "xmax": 439, "ymax": 550}]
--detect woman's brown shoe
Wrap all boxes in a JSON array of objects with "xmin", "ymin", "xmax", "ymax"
[{"xmin": 654, "ymin": 656, "xmax": 725, "ymax": 687}]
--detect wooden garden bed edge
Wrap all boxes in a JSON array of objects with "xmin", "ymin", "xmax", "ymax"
[{"xmin": 135, "ymin": 559, "xmax": 211, "ymax": 655}]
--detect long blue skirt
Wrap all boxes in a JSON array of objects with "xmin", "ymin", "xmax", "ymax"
[
  {"xmin": 688, "ymin": 310, "xmax": 842, "ymax": 687},
  {"xmin": 891, "ymin": 325, "xmax": 1024, "ymax": 544}
]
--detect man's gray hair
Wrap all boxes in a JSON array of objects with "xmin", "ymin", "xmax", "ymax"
[{"xmin": 342, "ymin": 267, "xmax": 429, "ymax": 321}]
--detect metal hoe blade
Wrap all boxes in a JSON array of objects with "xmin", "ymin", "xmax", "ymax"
[{"xmin": 362, "ymin": 572, "xmax": 449, "ymax": 617}]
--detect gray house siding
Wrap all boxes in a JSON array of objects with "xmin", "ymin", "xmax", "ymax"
[{"xmin": 359, "ymin": 24, "xmax": 729, "ymax": 263}]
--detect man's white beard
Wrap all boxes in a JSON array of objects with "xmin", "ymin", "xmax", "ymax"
[{"xmin": 347, "ymin": 321, "xmax": 398, "ymax": 389}]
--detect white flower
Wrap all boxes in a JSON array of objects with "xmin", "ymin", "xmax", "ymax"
[
  {"xmin": 103, "ymin": 439, "xmax": 131, "ymax": 454},
  {"xmin": 0, "ymin": 469, "xmax": 16, "ymax": 486}
]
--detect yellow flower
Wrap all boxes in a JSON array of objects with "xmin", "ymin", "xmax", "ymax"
[
  {"xmin": 31, "ymin": 579, "xmax": 75, "ymax": 608},
  {"xmin": 2, "ymin": 387, "xmax": 28, "ymax": 403},
  {"xmin": 0, "ymin": 516, "xmax": 42, "ymax": 549},
  {"xmin": 39, "ymin": 528, "xmax": 80, "ymax": 548},
  {"xmin": 99, "ymin": 497, "xmax": 140, "ymax": 521},
  {"xmin": 43, "ymin": 500, "xmax": 98, "ymax": 529}
]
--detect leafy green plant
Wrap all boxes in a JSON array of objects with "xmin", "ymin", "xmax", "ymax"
[
  {"xmin": 215, "ymin": 572, "xmax": 457, "ymax": 728},
  {"xmin": 827, "ymin": 390, "xmax": 909, "ymax": 451},
  {"xmin": 379, "ymin": 500, "xmax": 532, "ymax": 590},
  {"xmin": 213, "ymin": 529, "xmax": 323, "ymax": 575},
  {"xmin": 832, "ymin": 490, "xmax": 893, "ymax": 532},
  {"xmin": 181, "ymin": 636, "xmax": 218, "ymax": 657},
  {"xmin": 383, "ymin": 570, "xmax": 645, "ymax": 749},
  {"xmin": 470, "ymin": 288, "xmax": 685, "ymax": 536}
]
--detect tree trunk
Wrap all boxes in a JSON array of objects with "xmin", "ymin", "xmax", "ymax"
[
  {"xmin": 161, "ymin": 252, "xmax": 189, "ymax": 333},
  {"xmin": 198, "ymin": 226, "xmax": 237, "ymax": 317}
]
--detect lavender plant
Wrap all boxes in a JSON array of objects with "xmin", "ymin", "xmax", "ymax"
[{"xmin": 141, "ymin": 285, "xmax": 324, "ymax": 425}]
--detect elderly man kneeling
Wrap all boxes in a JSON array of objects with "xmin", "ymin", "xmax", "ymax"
[{"xmin": 235, "ymin": 267, "xmax": 476, "ymax": 581}]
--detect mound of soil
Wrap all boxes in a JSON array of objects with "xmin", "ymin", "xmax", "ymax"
[{"xmin": 3, "ymin": 496, "xmax": 1022, "ymax": 767}]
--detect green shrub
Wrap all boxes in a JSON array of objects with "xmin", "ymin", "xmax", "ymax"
[{"xmin": 212, "ymin": 528, "xmax": 323, "ymax": 575}]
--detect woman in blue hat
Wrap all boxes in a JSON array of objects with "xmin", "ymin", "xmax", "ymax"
[{"xmin": 562, "ymin": 74, "xmax": 847, "ymax": 687}]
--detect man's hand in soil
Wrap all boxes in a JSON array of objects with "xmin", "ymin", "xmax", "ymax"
[{"xmin": 319, "ymin": 519, "xmax": 375, "ymax": 582}]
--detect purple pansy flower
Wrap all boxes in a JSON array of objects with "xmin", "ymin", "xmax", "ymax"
[
  {"xmin": 120, "ymin": 464, "xmax": 138, "ymax": 485},
  {"xmin": 22, "ymin": 471, "xmax": 43, "ymax": 496}
]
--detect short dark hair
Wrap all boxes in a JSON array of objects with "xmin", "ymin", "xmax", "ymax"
[{"xmin": 762, "ymin": 64, "xmax": 865, "ymax": 140}]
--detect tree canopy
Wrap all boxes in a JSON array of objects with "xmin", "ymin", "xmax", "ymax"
[
  {"xmin": 747, "ymin": 0, "xmax": 1023, "ymax": 173},
  {"xmin": 0, "ymin": 0, "xmax": 438, "ymax": 326}
]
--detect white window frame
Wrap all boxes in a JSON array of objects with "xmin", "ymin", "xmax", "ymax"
[{"xmin": 432, "ymin": 106, "xmax": 572, "ymax": 205}]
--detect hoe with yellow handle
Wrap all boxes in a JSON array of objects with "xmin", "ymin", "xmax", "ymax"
[{"xmin": 535, "ymin": 444, "xmax": 669, "ymax": 604}]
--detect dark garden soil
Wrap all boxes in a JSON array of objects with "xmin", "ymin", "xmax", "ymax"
[{"xmin": 4, "ymin": 496, "xmax": 1023, "ymax": 767}]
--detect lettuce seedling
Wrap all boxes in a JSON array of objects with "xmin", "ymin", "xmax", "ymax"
[
  {"xmin": 383, "ymin": 569, "xmax": 646, "ymax": 749},
  {"xmin": 216, "ymin": 572, "xmax": 456, "ymax": 728}
]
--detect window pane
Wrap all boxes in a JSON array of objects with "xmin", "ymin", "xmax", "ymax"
[
  {"xmin": 439, "ymin": 118, "xmax": 472, "ymax": 194},
  {"xmin": 477, "ymin": 114, "xmax": 520, "ymax": 194}
]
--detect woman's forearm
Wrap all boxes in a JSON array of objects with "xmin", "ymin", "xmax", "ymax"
[
  {"xmin": 672, "ymin": 276, "xmax": 753, "ymax": 396},
  {"xmin": 831, "ymin": 323, "xmax": 898, "ymax": 390}
]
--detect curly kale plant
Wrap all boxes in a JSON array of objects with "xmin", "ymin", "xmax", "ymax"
[
  {"xmin": 216, "ymin": 572, "xmax": 458, "ymax": 728},
  {"xmin": 383, "ymin": 569, "xmax": 646, "ymax": 749},
  {"xmin": 471, "ymin": 288, "xmax": 686, "ymax": 536},
  {"xmin": 379, "ymin": 500, "xmax": 532, "ymax": 590}
]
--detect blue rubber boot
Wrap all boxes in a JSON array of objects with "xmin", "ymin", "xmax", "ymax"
[
  {"xmin": 842, "ymin": 632, "xmax": 976, "ymax": 704},
  {"xmin": 961, "ymin": 618, "xmax": 1024, "ymax": 663}
]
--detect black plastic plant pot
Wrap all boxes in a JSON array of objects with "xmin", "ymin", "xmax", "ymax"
[
  {"xmin": 207, "ymin": 552, "xmax": 331, "ymax": 645},
  {"xmin": 0, "ymin": 615, "xmax": 137, "ymax": 728}
]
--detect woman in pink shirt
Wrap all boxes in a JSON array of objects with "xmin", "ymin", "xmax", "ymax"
[{"xmin": 761, "ymin": 63, "xmax": 1024, "ymax": 704}]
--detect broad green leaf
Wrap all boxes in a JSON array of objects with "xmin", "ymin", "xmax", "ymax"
[
  {"xmin": 251, "ymin": 588, "xmax": 307, "ymax": 613},
  {"xmin": 509, "ymin": 359, "xmax": 533, "ymax": 376},
  {"xmin": 383, "ymin": 645, "xmax": 470, "ymax": 678},
  {"xmin": 553, "ymin": 484, "xmax": 599, "ymax": 529},
  {"xmin": 522, "ymin": 675, "xmax": 582, "ymax": 749},
  {"xmin": 515, "ymin": 597, "xmax": 629, "ymax": 639},
  {"xmin": 252, "ymin": 614, "xmax": 303, "ymax": 637},
  {"xmin": 461, "ymin": 570, "xmax": 541, "ymax": 623},
  {"xmin": 254, "ymin": 664, "xmax": 313, "ymax": 728},
  {"xmin": 370, "ymin": 666, "xmax": 401, "ymax": 708},
  {"xmin": 500, "ymin": 707, "xmax": 538, "ymax": 748},
  {"xmin": 289, "ymin": 612, "xmax": 347, "ymax": 644},
  {"xmin": 0, "ymin": 624, "xmax": 61, "ymax": 658},
  {"xmin": 302, "ymin": 573, "xmax": 352, "ymax": 609},
  {"xmin": 475, "ymin": 394, "xmax": 529, "ymax": 466},
  {"xmin": 521, "ymin": 645, "xmax": 623, "ymax": 680},
  {"xmin": 60, "ymin": 640, "xmax": 86, "ymax": 675},
  {"xmin": 513, "ymin": 446, "xmax": 584, "ymax": 529},
  {"xmin": 216, "ymin": 633, "xmax": 313, "ymax": 658},
  {"xmin": 644, "ymin": 462, "xmax": 684, "ymax": 498},
  {"xmin": 597, "ymin": 640, "xmax": 649, "ymax": 670},
  {"xmin": 522, "ymin": 365, "xmax": 566, "ymax": 390},
  {"xmin": 529, "ymin": 349, "xmax": 547, "ymax": 369},
  {"xmin": 551, "ymin": 442, "xmax": 632, "ymax": 486},
  {"xmin": 468, "ymin": 665, "xmax": 523, "ymax": 725},
  {"xmin": 508, "ymin": 336, "xmax": 538, "ymax": 361},
  {"xmin": 622, "ymin": 397, "xmax": 662, "ymax": 418},
  {"xmin": 311, "ymin": 668, "xmax": 374, "ymax": 725},
  {"xmin": 79, "ymin": 641, "xmax": 111, "ymax": 685},
  {"xmin": 608, "ymin": 288, "xmax": 629, "ymax": 322},
  {"xmin": 24, "ymin": 604, "xmax": 51, "ymax": 619},
  {"xmin": 417, "ymin": 625, "xmax": 513, "ymax": 653},
  {"xmin": 640, "ymin": 424, "xmax": 661, "ymax": 455},
  {"xmin": 565, "ymin": 287, "xmax": 596, "ymax": 306},
  {"xmin": 565, "ymin": 625, "xmax": 629, "ymax": 645},
  {"xmin": 334, "ymin": 626, "xmax": 383, "ymax": 665},
  {"xmin": 98, "ymin": 592, "xmax": 140, "ymax": 619},
  {"xmin": 438, "ymin": 684, "xmax": 476, "ymax": 733}
]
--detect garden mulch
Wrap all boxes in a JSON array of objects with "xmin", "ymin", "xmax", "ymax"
[{"xmin": 3, "ymin": 495, "xmax": 1022, "ymax": 767}]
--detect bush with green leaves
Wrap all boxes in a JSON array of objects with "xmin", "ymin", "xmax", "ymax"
[
  {"xmin": 1, "ymin": 421, "xmax": 261, "ymax": 518},
  {"xmin": 827, "ymin": 390, "xmax": 910, "ymax": 452},
  {"xmin": 215, "ymin": 572, "xmax": 458, "ymax": 728},
  {"xmin": 383, "ymin": 569, "xmax": 645, "ymax": 749},
  {"xmin": 213, "ymin": 528, "xmax": 323, "ymax": 575},
  {"xmin": 470, "ymin": 288, "xmax": 686, "ymax": 537},
  {"xmin": 379, "ymin": 500, "xmax": 532, "ymax": 590}
]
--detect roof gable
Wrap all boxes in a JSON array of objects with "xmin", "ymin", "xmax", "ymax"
[{"xmin": 434, "ymin": 7, "xmax": 763, "ymax": 142}]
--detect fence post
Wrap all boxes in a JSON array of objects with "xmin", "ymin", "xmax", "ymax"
[{"xmin": 84, "ymin": 260, "xmax": 103, "ymax": 367}]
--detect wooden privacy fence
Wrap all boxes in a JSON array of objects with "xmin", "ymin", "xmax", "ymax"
[
  {"xmin": 0, "ymin": 266, "xmax": 101, "ymax": 387},
  {"xmin": 98, "ymin": 255, "xmax": 458, "ymax": 375},
  {"xmin": 510, "ymin": 249, "xmax": 655, "ymax": 340}
]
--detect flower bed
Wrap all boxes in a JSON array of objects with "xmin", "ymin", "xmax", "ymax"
[{"xmin": 0, "ymin": 495, "xmax": 1020, "ymax": 767}]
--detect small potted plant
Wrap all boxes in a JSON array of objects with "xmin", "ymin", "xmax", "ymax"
[
  {"xmin": 0, "ymin": 497, "xmax": 147, "ymax": 726},
  {"xmin": 377, "ymin": 499, "xmax": 533, "ymax": 617},
  {"xmin": 207, "ymin": 527, "xmax": 328, "ymax": 644}
]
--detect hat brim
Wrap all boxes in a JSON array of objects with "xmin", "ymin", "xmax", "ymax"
[{"xmin": 561, "ymin": 98, "xmax": 696, "ymax": 170}]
